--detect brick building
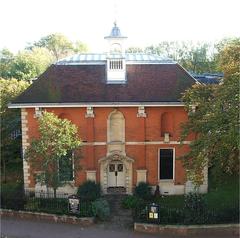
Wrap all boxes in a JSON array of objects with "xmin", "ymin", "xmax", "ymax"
[{"xmin": 10, "ymin": 23, "xmax": 208, "ymax": 195}]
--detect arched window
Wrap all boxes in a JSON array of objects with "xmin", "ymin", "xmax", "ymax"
[
  {"xmin": 161, "ymin": 112, "xmax": 173, "ymax": 137},
  {"xmin": 108, "ymin": 111, "xmax": 125, "ymax": 143}
]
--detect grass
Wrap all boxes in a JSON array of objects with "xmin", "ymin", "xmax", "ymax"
[
  {"xmin": 154, "ymin": 173, "xmax": 239, "ymax": 209},
  {"xmin": 204, "ymin": 174, "xmax": 239, "ymax": 208}
]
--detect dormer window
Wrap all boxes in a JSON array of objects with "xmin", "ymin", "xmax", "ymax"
[
  {"xmin": 109, "ymin": 59, "xmax": 123, "ymax": 70},
  {"xmin": 107, "ymin": 58, "xmax": 126, "ymax": 84}
]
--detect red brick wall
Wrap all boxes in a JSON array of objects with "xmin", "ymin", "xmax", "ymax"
[{"xmin": 25, "ymin": 106, "xmax": 192, "ymax": 188}]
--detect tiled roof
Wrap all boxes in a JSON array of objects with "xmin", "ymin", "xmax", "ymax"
[
  {"xmin": 12, "ymin": 63, "xmax": 196, "ymax": 105},
  {"xmin": 191, "ymin": 73, "xmax": 222, "ymax": 84}
]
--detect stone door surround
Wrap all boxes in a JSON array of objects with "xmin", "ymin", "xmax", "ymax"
[{"xmin": 99, "ymin": 151, "xmax": 134, "ymax": 194}]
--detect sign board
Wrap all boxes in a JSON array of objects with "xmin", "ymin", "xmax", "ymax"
[
  {"xmin": 147, "ymin": 203, "xmax": 160, "ymax": 223},
  {"xmin": 68, "ymin": 195, "xmax": 80, "ymax": 214}
]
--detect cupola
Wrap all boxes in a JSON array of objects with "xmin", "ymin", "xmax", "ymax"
[{"xmin": 104, "ymin": 22, "xmax": 127, "ymax": 84}]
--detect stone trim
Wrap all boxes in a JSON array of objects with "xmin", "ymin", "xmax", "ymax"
[
  {"xmin": 21, "ymin": 108, "xmax": 30, "ymax": 189},
  {"xmin": 99, "ymin": 152, "xmax": 134, "ymax": 194},
  {"xmin": 107, "ymin": 110, "xmax": 125, "ymax": 154},
  {"xmin": 158, "ymin": 181, "xmax": 185, "ymax": 195},
  {"xmin": 86, "ymin": 170, "xmax": 96, "ymax": 182},
  {"xmin": 34, "ymin": 183, "xmax": 77, "ymax": 196},
  {"xmin": 85, "ymin": 106, "xmax": 95, "ymax": 118},
  {"xmin": 136, "ymin": 170, "xmax": 147, "ymax": 184},
  {"xmin": 9, "ymin": 102, "xmax": 185, "ymax": 109},
  {"xmin": 33, "ymin": 107, "xmax": 43, "ymax": 118},
  {"xmin": 1, "ymin": 209, "xmax": 94, "ymax": 226},
  {"xmin": 81, "ymin": 141, "xmax": 191, "ymax": 146},
  {"xmin": 137, "ymin": 106, "xmax": 147, "ymax": 117},
  {"xmin": 134, "ymin": 223, "xmax": 239, "ymax": 236}
]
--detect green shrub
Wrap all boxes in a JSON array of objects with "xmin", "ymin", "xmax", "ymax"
[
  {"xmin": 1, "ymin": 182, "xmax": 26, "ymax": 210},
  {"xmin": 25, "ymin": 198, "xmax": 40, "ymax": 211},
  {"xmin": 77, "ymin": 180, "xmax": 101, "ymax": 201},
  {"xmin": 184, "ymin": 192, "xmax": 206, "ymax": 212},
  {"xmin": 122, "ymin": 195, "xmax": 144, "ymax": 209},
  {"xmin": 134, "ymin": 182, "xmax": 152, "ymax": 201},
  {"xmin": 183, "ymin": 192, "xmax": 207, "ymax": 224},
  {"xmin": 92, "ymin": 198, "xmax": 110, "ymax": 221}
]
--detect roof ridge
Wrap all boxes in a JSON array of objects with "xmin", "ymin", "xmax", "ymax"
[{"xmin": 55, "ymin": 52, "xmax": 175, "ymax": 65}]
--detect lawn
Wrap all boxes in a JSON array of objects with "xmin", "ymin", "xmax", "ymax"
[{"xmin": 155, "ymin": 173, "xmax": 239, "ymax": 209}]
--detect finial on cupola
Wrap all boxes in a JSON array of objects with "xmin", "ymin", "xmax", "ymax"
[{"xmin": 104, "ymin": 22, "xmax": 127, "ymax": 53}]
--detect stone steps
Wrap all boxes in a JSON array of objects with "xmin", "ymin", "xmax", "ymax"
[{"xmin": 103, "ymin": 194, "xmax": 133, "ymax": 229}]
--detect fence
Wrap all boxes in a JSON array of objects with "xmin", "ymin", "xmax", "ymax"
[
  {"xmin": 1, "ymin": 189, "xmax": 93, "ymax": 217},
  {"xmin": 133, "ymin": 203, "xmax": 239, "ymax": 225}
]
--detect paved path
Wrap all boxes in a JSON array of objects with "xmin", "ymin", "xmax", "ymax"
[{"xmin": 0, "ymin": 217, "xmax": 237, "ymax": 238}]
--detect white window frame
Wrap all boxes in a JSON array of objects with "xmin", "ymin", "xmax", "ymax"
[{"xmin": 158, "ymin": 148, "xmax": 175, "ymax": 181}]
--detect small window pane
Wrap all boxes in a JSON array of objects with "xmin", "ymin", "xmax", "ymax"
[
  {"xmin": 109, "ymin": 164, "xmax": 115, "ymax": 172},
  {"xmin": 117, "ymin": 164, "xmax": 123, "ymax": 172},
  {"xmin": 59, "ymin": 152, "xmax": 73, "ymax": 181}
]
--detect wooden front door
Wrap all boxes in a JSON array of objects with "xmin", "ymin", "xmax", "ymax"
[{"xmin": 108, "ymin": 162, "xmax": 125, "ymax": 187}]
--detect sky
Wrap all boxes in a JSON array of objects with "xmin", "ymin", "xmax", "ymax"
[{"xmin": 0, "ymin": 0, "xmax": 240, "ymax": 53}]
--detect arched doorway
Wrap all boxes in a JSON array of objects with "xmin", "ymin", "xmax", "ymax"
[{"xmin": 99, "ymin": 151, "xmax": 134, "ymax": 194}]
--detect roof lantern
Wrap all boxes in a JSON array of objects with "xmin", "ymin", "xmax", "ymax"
[
  {"xmin": 105, "ymin": 22, "xmax": 127, "ymax": 39},
  {"xmin": 105, "ymin": 22, "xmax": 127, "ymax": 83},
  {"xmin": 104, "ymin": 22, "xmax": 127, "ymax": 54}
]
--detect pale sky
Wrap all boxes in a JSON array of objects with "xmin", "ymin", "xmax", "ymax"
[{"xmin": 0, "ymin": 0, "xmax": 239, "ymax": 53}]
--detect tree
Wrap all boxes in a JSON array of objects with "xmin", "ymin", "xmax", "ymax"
[
  {"xmin": 73, "ymin": 40, "xmax": 89, "ymax": 53},
  {"xmin": 25, "ymin": 112, "xmax": 81, "ymax": 197},
  {"xmin": 215, "ymin": 38, "xmax": 240, "ymax": 76},
  {"xmin": 0, "ymin": 34, "xmax": 88, "ymax": 81},
  {"xmin": 126, "ymin": 47, "xmax": 145, "ymax": 53},
  {"xmin": 11, "ymin": 47, "xmax": 54, "ymax": 81},
  {"xmin": 145, "ymin": 41, "xmax": 216, "ymax": 73},
  {"xmin": 0, "ymin": 78, "xmax": 30, "ymax": 183},
  {"xmin": 0, "ymin": 47, "xmax": 54, "ymax": 81},
  {"xmin": 29, "ymin": 33, "xmax": 88, "ymax": 61},
  {"xmin": 180, "ymin": 38, "xmax": 240, "ymax": 185},
  {"xmin": 0, "ymin": 48, "xmax": 14, "ymax": 79}
]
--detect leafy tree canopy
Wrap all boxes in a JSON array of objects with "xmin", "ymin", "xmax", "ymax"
[
  {"xmin": 215, "ymin": 38, "xmax": 240, "ymax": 76},
  {"xmin": 128, "ymin": 41, "xmax": 219, "ymax": 74},
  {"xmin": 0, "ymin": 47, "xmax": 54, "ymax": 81},
  {"xmin": 0, "ymin": 78, "xmax": 30, "ymax": 182},
  {"xmin": 0, "ymin": 78, "xmax": 30, "ymax": 115},
  {"xmin": 28, "ymin": 33, "xmax": 88, "ymax": 61},
  {"xmin": 25, "ymin": 112, "xmax": 82, "ymax": 196},
  {"xmin": 1, "ymin": 33, "xmax": 88, "ymax": 81},
  {"xmin": 180, "ymin": 38, "xmax": 240, "ymax": 185},
  {"xmin": 148, "ymin": 41, "xmax": 217, "ymax": 74},
  {"xmin": 11, "ymin": 47, "xmax": 54, "ymax": 81},
  {"xmin": 0, "ymin": 48, "xmax": 14, "ymax": 79}
]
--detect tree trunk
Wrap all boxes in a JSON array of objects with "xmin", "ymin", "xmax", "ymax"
[
  {"xmin": 2, "ymin": 159, "xmax": 6, "ymax": 183},
  {"xmin": 54, "ymin": 188, "xmax": 57, "ymax": 199}
]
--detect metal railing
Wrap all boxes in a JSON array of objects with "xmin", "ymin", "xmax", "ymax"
[
  {"xmin": 133, "ymin": 203, "xmax": 239, "ymax": 225},
  {"xmin": 1, "ymin": 190, "xmax": 93, "ymax": 217}
]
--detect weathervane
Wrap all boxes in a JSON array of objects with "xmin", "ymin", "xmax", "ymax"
[{"xmin": 113, "ymin": 0, "xmax": 119, "ymax": 25}]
